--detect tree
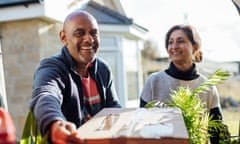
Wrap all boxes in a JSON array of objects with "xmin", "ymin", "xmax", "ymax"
[{"xmin": 141, "ymin": 39, "xmax": 160, "ymax": 60}]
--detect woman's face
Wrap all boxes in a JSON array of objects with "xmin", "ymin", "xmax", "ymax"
[{"xmin": 167, "ymin": 29, "xmax": 195, "ymax": 66}]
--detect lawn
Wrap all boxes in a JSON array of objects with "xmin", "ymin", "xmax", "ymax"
[
  {"xmin": 217, "ymin": 78, "xmax": 240, "ymax": 137},
  {"xmin": 222, "ymin": 108, "xmax": 240, "ymax": 137}
]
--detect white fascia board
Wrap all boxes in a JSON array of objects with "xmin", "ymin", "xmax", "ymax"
[
  {"xmin": 99, "ymin": 24, "xmax": 148, "ymax": 40},
  {"xmin": 0, "ymin": 3, "xmax": 45, "ymax": 22},
  {"xmin": 0, "ymin": 0, "xmax": 77, "ymax": 23}
]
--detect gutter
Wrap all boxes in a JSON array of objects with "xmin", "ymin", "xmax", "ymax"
[{"xmin": 0, "ymin": 0, "xmax": 43, "ymax": 8}]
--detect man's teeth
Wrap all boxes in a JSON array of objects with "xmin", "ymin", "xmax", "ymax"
[{"xmin": 81, "ymin": 46, "xmax": 92, "ymax": 50}]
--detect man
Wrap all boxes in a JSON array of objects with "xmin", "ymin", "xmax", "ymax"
[{"xmin": 30, "ymin": 11, "xmax": 121, "ymax": 143}]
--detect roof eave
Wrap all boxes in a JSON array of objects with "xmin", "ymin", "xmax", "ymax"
[
  {"xmin": 0, "ymin": 0, "xmax": 42, "ymax": 8},
  {"xmin": 99, "ymin": 24, "xmax": 148, "ymax": 40}
]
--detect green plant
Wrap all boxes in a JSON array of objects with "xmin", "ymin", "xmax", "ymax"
[{"xmin": 145, "ymin": 69, "xmax": 231, "ymax": 144}]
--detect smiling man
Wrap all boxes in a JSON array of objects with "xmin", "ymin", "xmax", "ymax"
[{"xmin": 30, "ymin": 11, "xmax": 121, "ymax": 144}]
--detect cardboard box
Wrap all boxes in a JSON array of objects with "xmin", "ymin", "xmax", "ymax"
[{"xmin": 78, "ymin": 108, "xmax": 189, "ymax": 144}]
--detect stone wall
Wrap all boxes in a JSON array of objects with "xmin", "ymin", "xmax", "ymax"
[{"xmin": 0, "ymin": 18, "xmax": 62, "ymax": 138}]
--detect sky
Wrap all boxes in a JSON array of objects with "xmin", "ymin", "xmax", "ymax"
[{"xmin": 121, "ymin": 0, "xmax": 240, "ymax": 62}]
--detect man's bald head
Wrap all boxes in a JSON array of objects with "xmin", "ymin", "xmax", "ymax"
[
  {"xmin": 63, "ymin": 11, "xmax": 98, "ymax": 31},
  {"xmin": 59, "ymin": 10, "xmax": 99, "ymax": 45}
]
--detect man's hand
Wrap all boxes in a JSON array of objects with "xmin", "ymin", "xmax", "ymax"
[{"xmin": 50, "ymin": 120, "xmax": 84, "ymax": 144}]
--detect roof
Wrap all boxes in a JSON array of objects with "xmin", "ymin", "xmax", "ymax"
[
  {"xmin": 232, "ymin": 0, "xmax": 240, "ymax": 15},
  {"xmin": 0, "ymin": 0, "xmax": 41, "ymax": 8},
  {"xmin": 80, "ymin": 1, "xmax": 148, "ymax": 32},
  {"xmin": 84, "ymin": 1, "xmax": 132, "ymax": 25}
]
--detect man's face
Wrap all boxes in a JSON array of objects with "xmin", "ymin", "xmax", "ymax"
[{"xmin": 61, "ymin": 13, "xmax": 100, "ymax": 66}]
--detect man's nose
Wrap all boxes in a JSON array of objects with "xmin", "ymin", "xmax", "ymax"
[{"xmin": 84, "ymin": 33, "xmax": 94, "ymax": 42}]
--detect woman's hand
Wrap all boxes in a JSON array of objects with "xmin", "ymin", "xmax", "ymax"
[{"xmin": 50, "ymin": 120, "xmax": 84, "ymax": 144}]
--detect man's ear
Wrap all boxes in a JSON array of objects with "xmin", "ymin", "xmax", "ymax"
[{"xmin": 59, "ymin": 30, "xmax": 67, "ymax": 45}]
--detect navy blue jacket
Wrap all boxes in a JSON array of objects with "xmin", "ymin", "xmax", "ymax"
[{"xmin": 30, "ymin": 46, "xmax": 121, "ymax": 135}]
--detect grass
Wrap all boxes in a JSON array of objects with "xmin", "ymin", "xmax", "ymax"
[
  {"xmin": 217, "ymin": 78, "xmax": 240, "ymax": 137},
  {"xmin": 222, "ymin": 108, "xmax": 240, "ymax": 137}
]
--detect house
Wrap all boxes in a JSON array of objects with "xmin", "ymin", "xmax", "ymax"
[{"xmin": 0, "ymin": 0, "xmax": 148, "ymax": 137}]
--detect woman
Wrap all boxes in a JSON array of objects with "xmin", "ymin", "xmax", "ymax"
[{"xmin": 140, "ymin": 24, "xmax": 222, "ymax": 143}]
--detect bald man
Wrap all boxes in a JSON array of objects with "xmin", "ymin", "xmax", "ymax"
[{"xmin": 30, "ymin": 11, "xmax": 121, "ymax": 143}]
